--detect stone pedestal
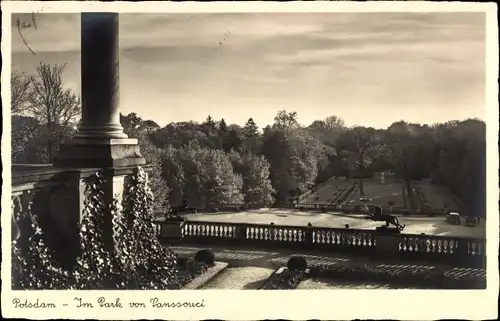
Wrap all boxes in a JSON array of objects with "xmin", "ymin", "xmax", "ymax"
[
  {"xmin": 50, "ymin": 13, "xmax": 147, "ymax": 259},
  {"xmin": 160, "ymin": 219, "xmax": 186, "ymax": 240},
  {"xmin": 54, "ymin": 138, "xmax": 145, "ymax": 168},
  {"xmin": 375, "ymin": 232, "xmax": 400, "ymax": 253}
]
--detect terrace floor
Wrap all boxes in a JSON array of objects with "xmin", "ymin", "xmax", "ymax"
[
  {"xmin": 171, "ymin": 244, "xmax": 485, "ymax": 289},
  {"xmin": 184, "ymin": 209, "xmax": 485, "ymax": 238}
]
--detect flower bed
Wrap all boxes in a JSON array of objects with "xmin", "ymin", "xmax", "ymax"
[
  {"xmin": 259, "ymin": 267, "xmax": 305, "ymax": 290},
  {"xmin": 168, "ymin": 257, "xmax": 210, "ymax": 289},
  {"xmin": 309, "ymin": 264, "xmax": 486, "ymax": 289}
]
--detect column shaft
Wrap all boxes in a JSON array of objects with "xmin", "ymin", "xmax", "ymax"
[{"xmin": 77, "ymin": 13, "xmax": 126, "ymax": 139}]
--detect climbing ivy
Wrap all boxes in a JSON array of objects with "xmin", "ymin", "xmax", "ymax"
[{"xmin": 12, "ymin": 166, "xmax": 181, "ymax": 290}]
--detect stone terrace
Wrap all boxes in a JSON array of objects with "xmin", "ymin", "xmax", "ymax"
[{"xmin": 184, "ymin": 209, "xmax": 486, "ymax": 238}]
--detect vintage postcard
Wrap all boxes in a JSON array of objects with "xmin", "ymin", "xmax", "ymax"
[{"xmin": 1, "ymin": 1, "xmax": 498, "ymax": 320}]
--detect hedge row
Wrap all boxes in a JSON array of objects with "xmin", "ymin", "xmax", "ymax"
[
  {"xmin": 170, "ymin": 250, "xmax": 215, "ymax": 289},
  {"xmin": 259, "ymin": 269, "xmax": 304, "ymax": 290}
]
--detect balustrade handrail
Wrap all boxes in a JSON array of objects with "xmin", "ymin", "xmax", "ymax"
[{"xmin": 182, "ymin": 219, "xmax": 485, "ymax": 243}]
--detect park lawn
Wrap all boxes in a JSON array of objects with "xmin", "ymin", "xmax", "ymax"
[
  {"xmin": 346, "ymin": 181, "xmax": 406, "ymax": 207},
  {"xmin": 414, "ymin": 182, "xmax": 462, "ymax": 210}
]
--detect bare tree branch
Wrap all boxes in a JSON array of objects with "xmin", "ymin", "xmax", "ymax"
[
  {"xmin": 11, "ymin": 71, "xmax": 33, "ymax": 114},
  {"xmin": 27, "ymin": 63, "xmax": 81, "ymax": 161}
]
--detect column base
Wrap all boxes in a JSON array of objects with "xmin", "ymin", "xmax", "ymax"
[{"xmin": 53, "ymin": 137, "xmax": 147, "ymax": 168}]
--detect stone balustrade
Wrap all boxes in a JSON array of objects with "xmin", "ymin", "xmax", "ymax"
[
  {"xmin": 11, "ymin": 166, "xmax": 485, "ymax": 271},
  {"xmin": 159, "ymin": 220, "xmax": 486, "ymax": 268}
]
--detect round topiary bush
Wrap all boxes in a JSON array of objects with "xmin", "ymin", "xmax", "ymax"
[
  {"xmin": 287, "ymin": 256, "xmax": 307, "ymax": 271},
  {"xmin": 194, "ymin": 249, "xmax": 215, "ymax": 266}
]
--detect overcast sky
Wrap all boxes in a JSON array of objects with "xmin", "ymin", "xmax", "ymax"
[{"xmin": 11, "ymin": 12, "xmax": 485, "ymax": 129}]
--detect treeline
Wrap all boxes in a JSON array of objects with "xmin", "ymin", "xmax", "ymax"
[{"xmin": 11, "ymin": 64, "xmax": 486, "ymax": 217}]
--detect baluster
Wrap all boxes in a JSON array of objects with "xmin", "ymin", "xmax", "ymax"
[
  {"xmin": 478, "ymin": 241, "xmax": 484, "ymax": 255},
  {"xmin": 409, "ymin": 237, "xmax": 415, "ymax": 252},
  {"xmin": 470, "ymin": 242, "xmax": 477, "ymax": 255},
  {"xmin": 431, "ymin": 239, "xmax": 437, "ymax": 253},
  {"xmin": 399, "ymin": 237, "xmax": 405, "ymax": 251},
  {"xmin": 413, "ymin": 236, "xmax": 420, "ymax": 252},
  {"xmin": 258, "ymin": 227, "xmax": 263, "ymax": 240}
]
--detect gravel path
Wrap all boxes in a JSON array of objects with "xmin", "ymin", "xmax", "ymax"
[
  {"xmin": 297, "ymin": 277, "xmax": 427, "ymax": 289},
  {"xmin": 200, "ymin": 267, "xmax": 275, "ymax": 289}
]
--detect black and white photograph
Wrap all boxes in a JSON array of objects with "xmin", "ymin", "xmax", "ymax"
[{"xmin": 2, "ymin": 1, "xmax": 498, "ymax": 320}]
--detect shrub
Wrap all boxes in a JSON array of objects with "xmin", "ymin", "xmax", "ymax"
[
  {"xmin": 321, "ymin": 206, "xmax": 327, "ymax": 213},
  {"xmin": 194, "ymin": 249, "xmax": 215, "ymax": 266},
  {"xmin": 287, "ymin": 256, "xmax": 307, "ymax": 271},
  {"xmin": 172, "ymin": 258, "xmax": 209, "ymax": 289},
  {"xmin": 260, "ymin": 269, "xmax": 304, "ymax": 290}
]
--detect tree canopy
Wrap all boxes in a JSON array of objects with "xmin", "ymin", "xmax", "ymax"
[{"xmin": 12, "ymin": 63, "xmax": 486, "ymax": 217}]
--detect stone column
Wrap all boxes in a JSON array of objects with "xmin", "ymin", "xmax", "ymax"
[
  {"xmin": 54, "ymin": 13, "xmax": 145, "ymax": 168},
  {"xmin": 77, "ymin": 13, "xmax": 126, "ymax": 139}
]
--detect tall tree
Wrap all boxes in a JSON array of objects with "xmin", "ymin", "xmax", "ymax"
[
  {"xmin": 273, "ymin": 110, "xmax": 299, "ymax": 129},
  {"xmin": 202, "ymin": 115, "xmax": 217, "ymax": 135},
  {"xmin": 384, "ymin": 121, "xmax": 424, "ymax": 208},
  {"xmin": 229, "ymin": 152, "xmax": 275, "ymax": 205},
  {"xmin": 120, "ymin": 112, "xmax": 169, "ymax": 215},
  {"xmin": 242, "ymin": 117, "xmax": 260, "ymax": 153},
  {"xmin": 261, "ymin": 128, "xmax": 296, "ymax": 202},
  {"xmin": 336, "ymin": 127, "xmax": 382, "ymax": 196},
  {"xmin": 11, "ymin": 71, "xmax": 33, "ymax": 114},
  {"xmin": 27, "ymin": 63, "xmax": 80, "ymax": 161},
  {"xmin": 218, "ymin": 118, "xmax": 228, "ymax": 150},
  {"xmin": 11, "ymin": 115, "xmax": 47, "ymax": 163}
]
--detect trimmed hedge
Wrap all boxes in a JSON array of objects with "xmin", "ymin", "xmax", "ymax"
[
  {"xmin": 260, "ymin": 269, "xmax": 304, "ymax": 290},
  {"xmin": 287, "ymin": 256, "xmax": 308, "ymax": 271},
  {"xmin": 194, "ymin": 249, "xmax": 215, "ymax": 266},
  {"xmin": 168, "ymin": 257, "xmax": 209, "ymax": 289}
]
